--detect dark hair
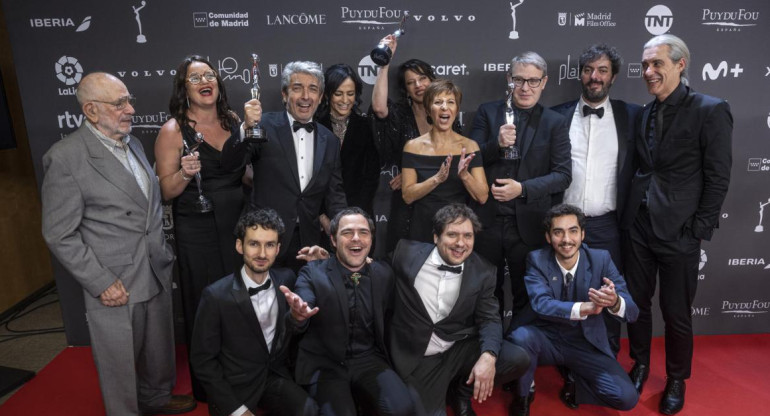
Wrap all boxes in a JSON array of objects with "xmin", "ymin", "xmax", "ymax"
[
  {"xmin": 235, "ymin": 208, "xmax": 286, "ymax": 241},
  {"xmin": 579, "ymin": 44, "xmax": 622, "ymax": 76},
  {"xmin": 330, "ymin": 207, "xmax": 375, "ymax": 237},
  {"xmin": 432, "ymin": 203, "xmax": 481, "ymax": 237},
  {"xmin": 169, "ymin": 55, "xmax": 236, "ymax": 133},
  {"xmin": 422, "ymin": 79, "xmax": 463, "ymax": 119},
  {"xmin": 316, "ymin": 63, "xmax": 363, "ymax": 119},
  {"xmin": 397, "ymin": 59, "xmax": 435, "ymax": 101},
  {"xmin": 542, "ymin": 204, "xmax": 587, "ymax": 232}
]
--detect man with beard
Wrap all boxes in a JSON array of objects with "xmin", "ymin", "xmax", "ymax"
[
  {"xmin": 281, "ymin": 207, "xmax": 414, "ymax": 416},
  {"xmin": 191, "ymin": 208, "xmax": 323, "ymax": 416},
  {"xmin": 388, "ymin": 203, "xmax": 530, "ymax": 416},
  {"xmin": 508, "ymin": 204, "xmax": 639, "ymax": 416}
]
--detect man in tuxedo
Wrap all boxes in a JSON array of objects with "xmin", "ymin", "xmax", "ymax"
[
  {"xmin": 190, "ymin": 208, "xmax": 320, "ymax": 416},
  {"xmin": 281, "ymin": 207, "xmax": 414, "ymax": 416},
  {"xmin": 621, "ymin": 34, "xmax": 732, "ymax": 415},
  {"xmin": 389, "ymin": 203, "xmax": 530, "ymax": 416},
  {"xmin": 551, "ymin": 43, "xmax": 642, "ymax": 356},
  {"xmin": 221, "ymin": 61, "xmax": 347, "ymax": 271},
  {"xmin": 41, "ymin": 73, "xmax": 196, "ymax": 416},
  {"xmin": 470, "ymin": 51, "xmax": 572, "ymax": 324},
  {"xmin": 509, "ymin": 204, "xmax": 639, "ymax": 416}
]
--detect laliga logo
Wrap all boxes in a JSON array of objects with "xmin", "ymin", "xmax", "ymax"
[
  {"xmin": 645, "ymin": 5, "xmax": 673, "ymax": 35},
  {"xmin": 55, "ymin": 56, "xmax": 83, "ymax": 86}
]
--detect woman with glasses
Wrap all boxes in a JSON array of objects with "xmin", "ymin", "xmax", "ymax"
[
  {"xmin": 371, "ymin": 35, "xmax": 463, "ymax": 252},
  {"xmin": 154, "ymin": 54, "xmax": 255, "ymax": 401},
  {"xmin": 400, "ymin": 79, "xmax": 488, "ymax": 243}
]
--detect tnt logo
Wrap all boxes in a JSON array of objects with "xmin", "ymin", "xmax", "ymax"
[
  {"xmin": 358, "ymin": 55, "xmax": 379, "ymax": 85},
  {"xmin": 645, "ymin": 5, "xmax": 674, "ymax": 35},
  {"xmin": 628, "ymin": 63, "xmax": 642, "ymax": 78},
  {"xmin": 574, "ymin": 13, "xmax": 585, "ymax": 26},
  {"xmin": 193, "ymin": 12, "xmax": 208, "ymax": 28}
]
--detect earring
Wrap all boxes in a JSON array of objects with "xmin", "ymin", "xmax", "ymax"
[{"xmin": 186, "ymin": 97, "xmax": 190, "ymax": 108}]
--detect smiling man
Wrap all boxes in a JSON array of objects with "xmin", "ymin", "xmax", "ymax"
[
  {"xmin": 221, "ymin": 61, "xmax": 347, "ymax": 272},
  {"xmin": 508, "ymin": 204, "xmax": 639, "ymax": 416},
  {"xmin": 389, "ymin": 203, "xmax": 530, "ymax": 416},
  {"xmin": 620, "ymin": 34, "xmax": 732, "ymax": 415}
]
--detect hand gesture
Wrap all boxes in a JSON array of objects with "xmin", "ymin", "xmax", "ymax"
[
  {"xmin": 433, "ymin": 155, "xmax": 452, "ymax": 185},
  {"xmin": 180, "ymin": 152, "xmax": 200, "ymax": 177},
  {"xmin": 457, "ymin": 147, "xmax": 476, "ymax": 179},
  {"xmin": 588, "ymin": 277, "xmax": 619, "ymax": 309},
  {"xmin": 279, "ymin": 285, "xmax": 319, "ymax": 322},
  {"xmin": 389, "ymin": 173, "xmax": 403, "ymax": 190},
  {"xmin": 296, "ymin": 245, "xmax": 330, "ymax": 262},
  {"xmin": 380, "ymin": 34, "xmax": 398, "ymax": 57},
  {"xmin": 490, "ymin": 178, "xmax": 522, "ymax": 202},
  {"xmin": 244, "ymin": 98, "xmax": 262, "ymax": 128},
  {"xmin": 498, "ymin": 123, "xmax": 517, "ymax": 148},
  {"xmin": 466, "ymin": 352, "xmax": 497, "ymax": 402},
  {"xmin": 100, "ymin": 279, "xmax": 129, "ymax": 307}
]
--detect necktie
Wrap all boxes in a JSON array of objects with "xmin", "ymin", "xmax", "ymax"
[
  {"xmin": 561, "ymin": 272, "xmax": 574, "ymax": 301},
  {"xmin": 582, "ymin": 105, "xmax": 604, "ymax": 118},
  {"xmin": 248, "ymin": 279, "xmax": 272, "ymax": 296},
  {"xmin": 437, "ymin": 264, "xmax": 462, "ymax": 274},
  {"xmin": 292, "ymin": 120, "xmax": 315, "ymax": 132}
]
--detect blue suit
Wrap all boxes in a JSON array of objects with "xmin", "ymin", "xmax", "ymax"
[{"xmin": 509, "ymin": 245, "xmax": 639, "ymax": 410}]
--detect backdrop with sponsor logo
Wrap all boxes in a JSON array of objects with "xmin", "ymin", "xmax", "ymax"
[{"xmin": 3, "ymin": 0, "xmax": 768, "ymax": 345}]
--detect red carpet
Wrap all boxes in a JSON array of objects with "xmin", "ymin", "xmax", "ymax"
[{"xmin": 2, "ymin": 335, "xmax": 768, "ymax": 415}]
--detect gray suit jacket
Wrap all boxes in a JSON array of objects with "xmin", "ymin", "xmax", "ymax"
[{"xmin": 41, "ymin": 123, "xmax": 174, "ymax": 310}]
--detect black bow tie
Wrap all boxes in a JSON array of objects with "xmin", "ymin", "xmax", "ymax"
[
  {"xmin": 248, "ymin": 279, "xmax": 272, "ymax": 296},
  {"xmin": 292, "ymin": 120, "xmax": 315, "ymax": 132},
  {"xmin": 582, "ymin": 105, "xmax": 604, "ymax": 118},
  {"xmin": 437, "ymin": 264, "xmax": 463, "ymax": 274}
]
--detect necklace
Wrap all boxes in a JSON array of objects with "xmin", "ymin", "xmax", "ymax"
[{"xmin": 330, "ymin": 114, "xmax": 349, "ymax": 143}]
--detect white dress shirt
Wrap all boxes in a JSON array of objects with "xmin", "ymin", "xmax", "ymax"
[
  {"xmin": 555, "ymin": 253, "xmax": 625, "ymax": 320},
  {"xmin": 286, "ymin": 112, "xmax": 315, "ymax": 191},
  {"xmin": 413, "ymin": 248, "xmax": 464, "ymax": 356},
  {"xmin": 240, "ymin": 266, "xmax": 278, "ymax": 352},
  {"xmin": 563, "ymin": 97, "xmax": 618, "ymax": 217},
  {"xmin": 87, "ymin": 121, "xmax": 150, "ymax": 199}
]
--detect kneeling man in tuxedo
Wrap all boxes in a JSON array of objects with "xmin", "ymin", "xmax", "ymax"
[
  {"xmin": 191, "ymin": 208, "xmax": 322, "ymax": 416},
  {"xmin": 508, "ymin": 204, "xmax": 639, "ymax": 416},
  {"xmin": 389, "ymin": 203, "xmax": 530, "ymax": 416}
]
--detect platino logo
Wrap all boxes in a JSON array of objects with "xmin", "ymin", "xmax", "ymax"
[
  {"xmin": 508, "ymin": 0, "xmax": 524, "ymax": 39},
  {"xmin": 645, "ymin": 5, "xmax": 674, "ymax": 35},
  {"xmin": 628, "ymin": 63, "xmax": 642, "ymax": 78},
  {"xmin": 701, "ymin": 8, "xmax": 759, "ymax": 32},
  {"xmin": 754, "ymin": 197, "xmax": 770, "ymax": 232},
  {"xmin": 558, "ymin": 54, "xmax": 579, "ymax": 85},
  {"xmin": 55, "ymin": 56, "xmax": 83, "ymax": 86},
  {"xmin": 29, "ymin": 16, "xmax": 91, "ymax": 32},
  {"xmin": 702, "ymin": 62, "xmax": 743, "ymax": 80}
]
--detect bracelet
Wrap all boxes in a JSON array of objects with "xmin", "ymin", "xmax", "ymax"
[{"xmin": 179, "ymin": 169, "xmax": 192, "ymax": 181}]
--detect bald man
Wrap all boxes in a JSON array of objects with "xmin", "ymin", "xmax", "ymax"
[{"xmin": 42, "ymin": 72, "xmax": 196, "ymax": 415}]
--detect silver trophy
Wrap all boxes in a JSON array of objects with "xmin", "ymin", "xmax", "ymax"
[
  {"xmin": 244, "ymin": 54, "xmax": 267, "ymax": 143},
  {"xmin": 502, "ymin": 82, "xmax": 520, "ymax": 160},
  {"xmin": 184, "ymin": 132, "xmax": 214, "ymax": 213},
  {"xmin": 370, "ymin": 12, "xmax": 410, "ymax": 66}
]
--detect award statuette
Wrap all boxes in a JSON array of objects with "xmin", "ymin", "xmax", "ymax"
[
  {"xmin": 244, "ymin": 53, "xmax": 267, "ymax": 143},
  {"xmin": 502, "ymin": 82, "xmax": 520, "ymax": 160},
  {"xmin": 184, "ymin": 132, "xmax": 214, "ymax": 213},
  {"xmin": 370, "ymin": 12, "xmax": 410, "ymax": 67}
]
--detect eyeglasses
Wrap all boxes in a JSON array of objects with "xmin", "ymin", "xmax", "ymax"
[
  {"xmin": 510, "ymin": 77, "xmax": 544, "ymax": 88},
  {"xmin": 91, "ymin": 95, "xmax": 136, "ymax": 110},
  {"xmin": 187, "ymin": 71, "xmax": 217, "ymax": 85}
]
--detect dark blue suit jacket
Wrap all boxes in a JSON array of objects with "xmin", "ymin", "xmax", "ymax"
[
  {"xmin": 524, "ymin": 245, "xmax": 638, "ymax": 358},
  {"xmin": 469, "ymin": 101, "xmax": 572, "ymax": 245},
  {"xmin": 550, "ymin": 98, "xmax": 642, "ymax": 221}
]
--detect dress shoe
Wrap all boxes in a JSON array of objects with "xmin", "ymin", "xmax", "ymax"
[
  {"xmin": 448, "ymin": 397, "xmax": 476, "ymax": 416},
  {"xmin": 502, "ymin": 381, "xmax": 535, "ymax": 403},
  {"xmin": 659, "ymin": 379, "xmax": 686, "ymax": 415},
  {"xmin": 509, "ymin": 395, "xmax": 529, "ymax": 416},
  {"xmin": 142, "ymin": 395, "xmax": 197, "ymax": 415},
  {"xmin": 628, "ymin": 362, "xmax": 650, "ymax": 394},
  {"xmin": 559, "ymin": 375, "xmax": 578, "ymax": 409}
]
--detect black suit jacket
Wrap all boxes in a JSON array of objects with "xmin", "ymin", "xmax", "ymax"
[
  {"xmin": 469, "ymin": 101, "xmax": 572, "ymax": 245},
  {"xmin": 317, "ymin": 112, "xmax": 380, "ymax": 216},
  {"xmin": 620, "ymin": 84, "xmax": 732, "ymax": 241},
  {"xmin": 290, "ymin": 257, "xmax": 394, "ymax": 385},
  {"xmin": 550, "ymin": 98, "xmax": 642, "ymax": 220},
  {"xmin": 388, "ymin": 240, "xmax": 502, "ymax": 378},
  {"xmin": 190, "ymin": 268, "xmax": 296, "ymax": 416},
  {"xmin": 221, "ymin": 112, "xmax": 347, "ymax": 251}
]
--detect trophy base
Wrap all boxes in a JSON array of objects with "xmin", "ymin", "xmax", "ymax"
[
  {"xmin": 509, "ymin": 31, "xmax": 519, "ymax": 40},
  {"xmin": 136, "ymin": 34, "xmax": 147, "ymax": 43},
  {"xmin": 195, "ymin": 195, "xmax": 214, "ymax": 213},
  {"xmin": 755, "ymin": 225, "xmax": 764, "ymax": 232},
  {"xmin": 370, "ymin": 46, "xmax": 393, "ymax": 67},
  {"xmin": 244, "ymin": 126, "xmax": 268, "ymax": 144}
]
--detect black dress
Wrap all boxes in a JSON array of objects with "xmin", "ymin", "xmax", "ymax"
[
  {"xmin": 401, "ymin": 150, "xmax": 482, "ymax": 243},
  {"xmin": 173, "ymin": 123, "xmax": 245, "ymax": 341}
]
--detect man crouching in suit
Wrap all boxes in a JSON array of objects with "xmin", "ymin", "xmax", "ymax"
[
  {"xmin": 389, "ymin": 203, "xmax": 530, "ymax": 416},
  {"xmin": 508, "ymin": 204, "xmax": 639, "ymax": 416},
  {"xmin": 191, "ymin": 208, "xmax": 322, "ymax": 416},
  {"xmin": 281, "ymin": 207, "xmax": 414, "ymax": 416}
]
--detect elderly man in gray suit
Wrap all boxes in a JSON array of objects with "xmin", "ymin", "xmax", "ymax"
[{"xmin": 41, "ymin": 72, "xmax": 196, "ymax": 416}]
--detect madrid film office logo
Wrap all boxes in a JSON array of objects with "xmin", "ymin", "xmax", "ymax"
[
  {"xmin": 645, "ymin": 5, "xmax": 673, "ymax": 35},
  {"xmin": 702, "ymin": 61, "xmax": 744, "ymax": 81}
]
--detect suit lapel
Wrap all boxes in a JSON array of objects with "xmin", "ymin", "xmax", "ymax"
[
  {"xmin": 308, "ymin": 126, "xmax": 328, "ymax": 188},
  {"xmin": 406, "ymin": 244, "xmax": 434, "ymax": 286},
  {"xmin": 563, "ymin": 101, "xmax": 578, "ymax": 125},
  {"xmin": 574, "ymin": 248, "xmax": 591, "ymax": 301},
  {"xmin": 638, "ymin": 102, "xmax": 654, "ymax": 166},
  {"xmin": 519, "ymin": 104, "xmax": 543, "ymax": 159},
  {"xmin": 276, "ymin": 113, "xmax": 301, "ymax": 189},
  {"xmin": 610, "ymin": 100, "xmax": 629, "ymax": 177},
  {"xmin": 231, "ymin": 273, "xmax": 270, "ymax": 352},
  {"xmin": 328, "ymin": 260, "xmax": 350, "ymax": 327},
  {"xmin": 270, "ymin": 271, "xmax": 288, "ymax": 353},
  {"xmin": 546, "ymin": 253, "xmax": 563, "ymax": 299},
  {"xmin": 83, "ymin": 131, "xmax": 148, "ymax": 209}
]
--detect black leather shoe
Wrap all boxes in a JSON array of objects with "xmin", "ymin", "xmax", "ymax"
[
  {"xmin": 528, "ymin": 381, "xmax": 536, "ymax": 404},
  {"xmin": 448, "ymin": 384, "xmax": 477, "ymax": 416},
  {"xmin": 502, "ymin": 381, "xmax": 535, "ymax": 403},
  {"xmin": 559, "ymin": 375, "xmax": 578, "ymax": 409},
  {"xmin": 142, "ymin": 395, "xmax": 197, "ymax": 415},
  {"xmin": 659, "ymin": 379, "xmax": 686, "ymax": 415},
  {"xmin": 628, "ymin": 362, "xmax": 650, "ymax": 394},
  {"xmin": 509, "ymin": 395, "xmax": 529, "ymax": 416}
]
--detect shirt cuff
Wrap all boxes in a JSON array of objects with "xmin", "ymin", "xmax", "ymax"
[
  {"xmin": 239, "ymin": 123, "xmax": 246, "ymax": 141},
  {"xmin": 570, "ymin": 302, "xmax": 588, "ymax": 320},
  {"xmin": 231, "ymin": 405, "xmax": 249, "ymax": 416},
  {"xmin": 608, "ymin": 296, "xmax": 626, "ymax": 318}
]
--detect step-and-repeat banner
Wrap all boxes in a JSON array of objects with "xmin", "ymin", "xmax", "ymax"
[{"xmin": 3, "ymin": 0, "xmax": 769, "ymax": 344}]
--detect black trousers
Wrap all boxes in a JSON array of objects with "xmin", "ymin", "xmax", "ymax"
[
  {"xmin": 405, "ymin": 338, "xmax": 530, "ymax": 416},
  {"xmin": 583, "ymin": 211, "xmax": 623, "ymax": 356},
  {"xmin": 623, "ymin": 208, "xmax": 700, "ymax": 379},
  {"xmin": 305, "ymin": 354, "xmax": 414, "ymax": 416},
  {"xmin": 256, "ymin": 374, "xmax": 318, "ymax": 416}
]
